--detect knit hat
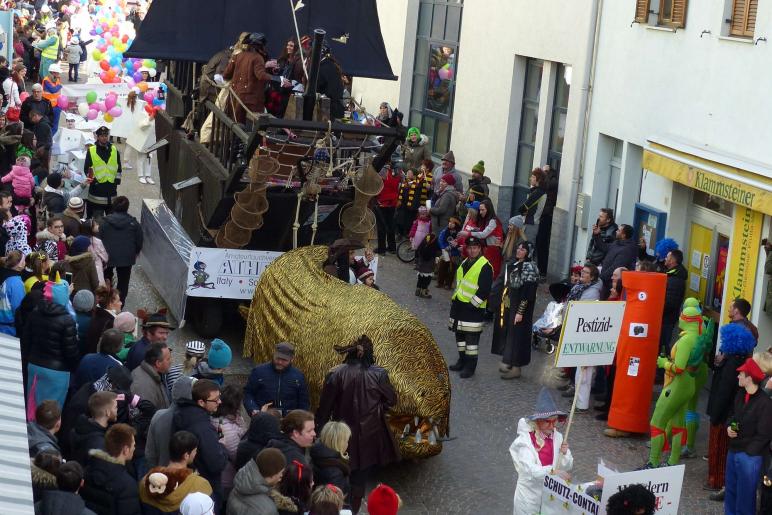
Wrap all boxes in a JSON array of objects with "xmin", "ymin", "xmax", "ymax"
[
  {"xmin": 367, "ymin": 484, "xmax": 400, "ymax": 515},
  {"xmin": 737, "ymin": 357, "xmax": 765, "ymax": 383},
  {"xmin": 172, "ymin": 376, "xmax": 196, "ymax": 402},
  {"xmin": 67, "ymin": 196, "xmax": 85, "ymax": 212},
  {"xmin": 113, "ymin": 312, "xmax": 137, "ymax": 333},
  {"xmin": 69, "ymin": 235, "xmax": 91, "ymax": 256},
  {"xmin": 255, "ymin": 448, "xmax": 287, "ymax": 478},
  {"xmin": 179, "ymin": 492, "xmax": 215, "ymax": 515},
  {"xmin": 72, "ymin": 289, "xmax": 95, "ymax": 312},
  {"xmin": 186, "ymin": 340, "xmax": 206, "ymax": 357},
  {"xmin": 407, "ymin": 127, "xmax": 420, "ymax": 139},
  {"xmin": 441, "ymin": 150, "xmax": 455, "ymax": 164},
  {"xmin": 508, "ymin": 215, "xmax": 525, "ymax": 229},
  {"xmin": 440, "ymin": 173, "xmax": 456, "ymax": 186},
  {"xmin": 207, "ymin": 338, "xmax": 232, "ymax": 369},
  {"xmin": 472, "ymin": 160, "xmax": 485, "ymax": 176},
  {"xmin": 528, "ymin": 387, "xmax": 567, "ymax": 420}
]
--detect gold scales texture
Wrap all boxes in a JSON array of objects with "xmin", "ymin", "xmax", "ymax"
[{"xmin": 243, "ymin": 245, "xmax": 451, "ymax": 458}]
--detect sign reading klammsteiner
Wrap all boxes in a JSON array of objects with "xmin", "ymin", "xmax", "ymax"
[{"xmin": 555, "ymin": 301, "xmax": 626, "ymax": 368}]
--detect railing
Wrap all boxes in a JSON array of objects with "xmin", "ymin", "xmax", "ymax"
[{"xmin": 202, "ymin": 99, "xmax": 250, "ymax": 177}]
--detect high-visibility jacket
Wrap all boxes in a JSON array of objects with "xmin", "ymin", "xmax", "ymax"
[
  {"xmin": 89, "ymin": 145, "xmax": 119, "ymax": 183},
  {"xmin": 41, "ymin": 35, "xmax": 59, "ymax": 60},
  {"xmin": 41, "ymin": 77, "xmax": 60, "ymax": 103},
  {"xmin": 452, "ymin": 256, "xmax": 490, "ymax": 309}
]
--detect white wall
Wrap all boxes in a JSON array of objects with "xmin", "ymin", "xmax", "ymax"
[{"xmin": 350, "ymin": 0, "xmax": 414, "ymax": 115}]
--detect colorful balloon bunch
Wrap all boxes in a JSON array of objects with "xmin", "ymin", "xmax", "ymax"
[
  {"xmin": 132, "ymin": 82, "xmax": 167, "ymax": 118},
  {"xmin": 77, "ymin": 91, "xmax": 124, "ymax": 122}
]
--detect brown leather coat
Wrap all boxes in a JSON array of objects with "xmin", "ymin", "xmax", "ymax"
[
  {"xmin": 316, "ymin": 360, "xmax": 401, "ymax": 470},
  {"xmin": 222, "ymin": 49, "xmax": 273, "ymax": 122}
]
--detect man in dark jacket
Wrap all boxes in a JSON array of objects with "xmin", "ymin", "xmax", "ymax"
[
  {"xmin": 172, "ymin": 379, "xmax": 228, "ymax": 511},
  {"xmin": 145, "ymin": 376, "xmax": 195, "ymax": 468},
  {"xmin": 586, "ymin": 208, "xmax": 618, "ymax": 266},
  {"xmin": 235, "ymin": 412, "xmax": 282, "ymax": 471},
  {"xmin": 29, "ymin": 109, "xmax": 53, "ymax": 150},
  {"xmin": 28, "ymin": 400, "xmax": 61, "ymax": 457},
  {"xmin": 315, "ymin": 335, "xmax": 400, "ymax": 514},
  {"xmin": 69, "ymin": 391, "xmax": 117, "ymax": 466},
  {"xmin": 35, "ymin": 461, "xmax": 97, "ymax": 515},
  {"xmin": 317, "ymin": 45, "xmax": 345, "ymax": 120},
  {"xmin": 99, "ymin": 196, "xmax": 142, "ymax": 305},
  {"xmin": 20, "ymin": 83, "xmax": 54, "ymax": 127},
  {"xmin": 81, "ymin": 423, "xmax": 141, "ymax": 515},
  {"xmin": 84, "ymin": 126, "xmax": 122, "ymax": 218},
  {"xmin": 660, "ymin": 249, "xmax": 687, "ymax": 354},
  {"xmin": 599, "ymin": 224, "xmax": 638, "ymax": 295},
  {"xmin": 125, "ymin": 312, "xmax": 173, "ymax": 371},
  {"xmin": 243, "ymin": 342, "xmax": 310, "ymax": 416},
  {"xmin": 266, "ymin": 409, "xmax": 315, "ymax": 466}
]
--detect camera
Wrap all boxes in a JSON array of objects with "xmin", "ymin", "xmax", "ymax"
[{"xmin": 629, "ymin": 323, "xmax": 648, "ymax": 338}]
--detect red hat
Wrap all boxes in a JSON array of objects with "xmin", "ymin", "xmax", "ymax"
[
  {"xmin": 737, "ymin": 357, "xmax": 765, "ymax": 383},
  {"xmin": 441, "ymin": 173, "xmax": 456, "ymax": 186},
  {"xmin": 367, "ymin": 484, "xmax": 400, "ymax": 515},
  {"xmin": 357, "ymin": 267, "xmax": 374, "ymax": 281}
]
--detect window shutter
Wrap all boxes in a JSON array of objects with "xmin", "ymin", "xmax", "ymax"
[
  {"xmin": 730, "ymin": 0, "xmax": 757, "ymax": 37},
  {"xmin": 671, "ymin": 0, "xmax": 688, "ymax": 28},
  {"xmin": 634, "ymin": 0, "xmax": 651, "ymax": 23},
  {"xmin": 746, "ymin": 0, "xmax": 758, "ymax": 36}
]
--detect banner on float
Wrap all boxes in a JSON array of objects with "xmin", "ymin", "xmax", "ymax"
[
  {"xmin": 541, "ymin": 474, "xmax": 601, "ymax": 515},
  {"xmin": 185, "ymin": 247, "xmax": 282, "ymax": 300},
  {"xmin": 0, "ymin": 11, "xmax": 12, "ymax": 64},
  {"xmin": 599, "ymin": 465, "xmax": 684, "ymax": 515},
  {"xmin": 555, "ymin": 301, "xmax": 626, "ymax": 368}
]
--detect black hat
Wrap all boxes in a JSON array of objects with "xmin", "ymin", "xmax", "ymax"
[
  {"xmin": 246, "ymin": 32, "xmax": 267, "ymax": 47},
  {"xmin": 466, "ymin": 236, "xmax": 484, "ymax": 247},
  {"xmin": 142, "ymin": 312, "xmax": 175, "ymax": 330},
  {"xmin": 95, "ymin": 126, "xmax": 110, "ymax": 136}
]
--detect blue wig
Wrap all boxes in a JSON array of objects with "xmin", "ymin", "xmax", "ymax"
[
  {"xmin": 655, "ymin": 238, "xmax": 679, "ymax": 261},
  {"xmin": 719, "ymin": 323, "xmax": 756, "ymax": 356}
]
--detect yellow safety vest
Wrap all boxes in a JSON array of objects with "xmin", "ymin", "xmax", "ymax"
[
  {"xmin": 452, "ymin": 256, "xmax": 490, "ymax": 309},
  {"xmin": 89, "ymin": 145, "xmax": 119, "ymax": 183},
  {"xmin": 41, "ymin": 35, "xmax": 59, "ymax": 60}
]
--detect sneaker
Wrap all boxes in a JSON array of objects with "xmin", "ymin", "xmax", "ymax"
[
  {"xmin": 123, "ymin": 163, "xmax": 133, "ymax": 169},
  {"xmin": 146, "ymin": 177, "xmax": 156, "ymax": 185},
  {"xmin": 138, "ymin": 177, "xmax": 147, "ymax": 184},
  {"xmin": 680, "ymin": 447, "xmax": 695, "ymax": 459},
  {"xmin": 498, "ymin": 362, "xmax": 512, "ymax": 373},
  {"xmin": 708, "ymin": 487, "xmax": 724, "ymax": 502},
  {"xmin": 603, "ymin": 428, "xmax": 631, "ymax": 438},
  {"xmin": 575, "ymin": 408, "xmax": 589, "ymax": 414}
]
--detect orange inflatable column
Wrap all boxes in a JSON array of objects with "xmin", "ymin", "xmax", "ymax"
[{"xmin": 607, "ymin": 271, "xmax": 667, "ymax": 434}]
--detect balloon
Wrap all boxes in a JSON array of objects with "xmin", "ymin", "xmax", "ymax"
[
  {"xmin": 132, "ymin": 71, "xmax": 142, "ymax": 82},
  {"xmin": 57, "ymin": 95, "xmax": 69, "ymax": 110},
  {"xmin": 137, "ymin": 82, "xmax": 149, "ymax": 93},
  {"xmin": 104, "ymin": 113, "xmax": 113, "ymax": 123},
  {"xmin": 92, "ymin": 50, "xmax": 102, "ymax": 60},
  {"xmin": 144, "ymin": 104, "xmax": 153, "ymax": 115},
  {"xmin": 86, "ymin": 91, "xmax": 97, "ymax": 104},
  {"xmin": 152, "ymin": 97, "xmax": 163, "ymax": 106},
  {"xmin": 87, "ymin": 109, "xmax": 98, "ymax": 120},
  {"xmin": 143, "ymin": 91, "xmax": 155, "ymax": 104},
  {"xmin": 99, "ymin": 71, "xmax": 108, "ymax": 82},
  {"xmin": 126, "ymin": 78, "xmax": 135, "ymax": 88},
  {"xmin": 78, "ymin": 102, "xmax": 89, "ymax": 116},
  {"xmin": 121, "ymin": 34, "xmax": 128, "ymax": 43},
  {"xmin": 105, "ymin": 95, "xmax": 117, "ymax": 110},
  {"xmin": 99, "ymin": 60, "xmax": 110, "ymax": 71},
  {"xmin": 108, "ymin": 107, "xmax": 122, "ymax": 117},
  {"xmin": 97, "ymin": 102, "xmax": 106, "ymax": 113},
  {"xmin": 20, "ymin": 91, "xmax": 29, "ymax": 102},
  {"xmin": 95, "ymin": 27, "xmax": 103, "ymax": 35}
]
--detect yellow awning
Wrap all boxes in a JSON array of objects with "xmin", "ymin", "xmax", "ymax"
[{"xmin": 642, "ymin": 141, "xmax": 772, "ymax": 216}]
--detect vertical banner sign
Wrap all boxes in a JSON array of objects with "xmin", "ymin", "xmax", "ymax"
[
  {"xmin": 722, "ymin": 206, "xmax": 763, "ymax": 323},
  {"xmin": 555, "ymin": 301, "xmax": 626, "ymax": 367},
  {"xmin": 599, "ymin": 465, "xmax": 685, "ymax": 514},
  {"xmin": 0, "ymin": 11, "xmax": 12, "ymax": 64},
  {"xmin": 186, "ymin": 247, "xmax": 282, "ymax": 299}
]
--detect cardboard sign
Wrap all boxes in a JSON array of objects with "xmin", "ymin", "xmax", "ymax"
[
  {"xmin": 186, "ymin": 247, "xmax": 282, "ymax": 299},
  {"xmin": 555, "ymin": 301, "xmax": 626, "ymax": 367},
  {"xmin": 599, "ymin": 465, "xmax": 684, "ymax": 515},
  {"xmin": 541, "ymin": 474, "xmax": 601, "ymax": 515}
]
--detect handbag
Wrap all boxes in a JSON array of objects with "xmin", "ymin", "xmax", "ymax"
[{"xmin": 6, "ymin": 106, "xmax": 20, "ymax": 122}]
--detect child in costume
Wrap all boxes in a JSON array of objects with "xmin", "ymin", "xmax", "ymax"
[
  {"xmin": 408, "ymin": 206, "xmax": 431, "ymax": 250},
  {"xmin": 437, "ymin": 216, "xmax": 461, "ymax": 289},
  {"xmin": 510, "ymin": 388, "xmax": 573, "ymax": 515},
  {"xmin": 415, "ymin": 233, "xmax": 440, "ymax": 298},
  {"xmin": 2, "ymin": 156, "xmax": 35, "ymax": 214}
]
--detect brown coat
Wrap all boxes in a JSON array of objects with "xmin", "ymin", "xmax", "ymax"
[
  {"xmin": 222, "ymin": 50, "xmax": 273, "ymax": 122},
  {"xmin": 316, "ymin": 360, "xmax": 401, "ymax": 471},
  {"xmin": 63, "ymin": 252, "xmax": 100, "ymax": 294}
]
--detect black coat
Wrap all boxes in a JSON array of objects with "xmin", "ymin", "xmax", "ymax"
[
  {"xmin": 69, "ymin": 414, "xmax": 107, "ymax": 466},
  {"xmin": 491, "ymin": 259, "xmax": 539, "ymax": 367},
  {"xmin": 585, "ymin": 222, "xmax": 618, "ymax": 266},
  {"xmin": 84, "ymin": 307, "xmax": 115, "ymax": 355},
  {"xmin": 20, "ymin": 97, "xmax": 54, "ymax": 127},
  {"xmin": 35, "ymin": 490, "xmax": 97, "ymax": 515},
  {"xmin": 706, "ymin": 354, "xmax": 748, "ymax": 426},
  {"xmin": 310, "ymin": 441, "xmax": 350, "ymax": 496},
  {"xmin": 25, "ymin": 300, "xmax": 78, "ymax": 372},
  {"xmin": 662, "ymin": 264, "xmax": 687, "ymax": 325},
  {"xmin": 449, "ymin": 256, "xmax": 494, "ymax": 325},
  {"xmin": 600, "ymin": 238, "xmax": 638, "ymax": 288},
  {"xmin": 81, "ymin": 449, "xmax": 141, "ymax": 515},
  {"xmin": 317, "ymin": 57, "xmax": 344, "ymax": 119},
  {"xmin": 99, "ymin": 212, "xmax": 142, "ymax": 267},
  {"xmin": 172, "ymin": 399, "xmax": 228, "ymax": 492},
  {"xmin": 727, "ymin": 388, "xmax": 772, "ymax": 456},
  {"xmin": 316, "ymin": 360, "xmax": 400, "ymax": 471},
  {"xmin": 235, "ymin": 412, "xmax": 282, "ymax": 470},
  {"xmin": 266, "ymin": 434, "xmax": 309, "ymax": 466}
]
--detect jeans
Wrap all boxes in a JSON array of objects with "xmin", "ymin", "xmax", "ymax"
[
  {"xmin": 68, "ymin": 63, "xmax": 79, "ymax": 82},
  {"xmin": 724, "ymin": 450, "xmax": 762, "ymax": 515}
]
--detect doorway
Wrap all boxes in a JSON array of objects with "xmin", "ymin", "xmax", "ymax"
[{"xmin": 687, "ymin": 199, "xmax": 732, "ymax": 320}]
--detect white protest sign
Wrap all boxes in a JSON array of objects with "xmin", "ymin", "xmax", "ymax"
[
  {"xmin": 186, "ymin": 247, "xmax": 282, "ymax": 300},
  {"xmin": 599, "ymin": 465, "xmax": 684, "ymax": 515},
  {"xmin": 541, "ymin": 474, "xmax": 601, "ymax": 515},
  {"xmin": 555, "ymin": 301, "xmax": 626, "ymax": 368}
]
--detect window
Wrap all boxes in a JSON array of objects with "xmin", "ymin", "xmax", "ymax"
[
  {"xmin": 409, "ymin": 0, "xmax": 463, "ymax": 156},
  {"xmin": 511, "ymin": 59, "xmax": 543, "ymax": 211},
  {"xmin": 729, "ymin": 0, "xmax": 757, "ymax": 37},
  {"xmin": 634, "ymin": 0, "xmax": 688, "ymax": 28},
  {"xmin": 547, "ymin": 64, "xmax": 571, "ymax": 173}
]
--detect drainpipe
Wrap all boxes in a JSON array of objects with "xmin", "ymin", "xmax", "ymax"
[
  {"xmin": 303, "ymin": 29, "xmax": 326, "ymax": 121},
  {"xmin": 561, "ymin": 0, "xmax": 603, "ymax": 275}
]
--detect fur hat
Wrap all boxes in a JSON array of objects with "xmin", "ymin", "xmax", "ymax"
[
  {"xmin": 654, "ymin": 238, "xmax": 679, "ymax": 261},
  {"xmin": 207, "ymin": 339, "xmax": 232, "ymax": 369},
  {"xmin": 185, "ymin": 340, "xmax": 206, "ymax": 356},
  {"xmin": 113, "ymin": 312, "xmax": 137, "ymax": 333},
  {"xmin": 255, "ymin": 448, "xmax": 286, "ymax": 478},
  {"xmin": 440, "ymin": 173, "xmax": 456, "ymax": 186},
  {"xmin": 472, "ymin": 160, "xmax": 485, "ymax": 175},
  {"xmin": 72, "ymin": 289, "xmax": 94, "ymax": 312},
  {"xmin": 367, "ymin": 484, "xmax": 400, "ymax": 515}
]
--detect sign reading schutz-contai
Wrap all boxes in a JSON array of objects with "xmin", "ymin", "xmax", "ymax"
[
  {"xmin": 186, "ymin": 247, "xmax": 283, "ymax": 300},
  {"xmin": 555, "ymin": 301, "xmax": 626, "ymax": 368}
]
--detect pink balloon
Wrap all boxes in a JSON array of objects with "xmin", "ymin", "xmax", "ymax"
[
  {"xmin": 143, "ymin": 92, "xmax": 154, "ymax": 104},
  {"xmin": 19, "ymin": 91, "xmax": 28, "ymax": 102},
  {"xmin": 126, "ymin": 77, "xmax": 135, "ymax": 88},
  {"xmin": 97, "ymin": 102, "xmax": 106, "ymax": 112},
  {"xmin": 104, "ymin": 95, "xmax": 117, "ymax": 110},
  {"xmin": 87, "ymin": 109, "xmax": 98, "ymax": 120},
  {"xmin": 57, "ymin": 95, "xmax": 69, "ymax": 110},
  {"xmin": 108, "ymin": 107, "xmax": 122, "ymax": 117}
]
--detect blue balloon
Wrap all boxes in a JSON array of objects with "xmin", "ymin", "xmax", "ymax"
[{"xmin": 152, "ymin": 98, "xmax": 164, "ymax": 106}]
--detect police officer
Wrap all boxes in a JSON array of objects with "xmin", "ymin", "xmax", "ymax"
[
  {"xmin": 449, "ymin": 236, "xmax": 493, "ymax": 378},
  {"xmin": 84, "ymin": 126, "xmax": 121, "ymax": 218}
]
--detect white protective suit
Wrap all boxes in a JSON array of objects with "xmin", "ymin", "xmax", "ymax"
[{"xmin": 509, "ymin": 417, "xmax": 573, "ymax": 515}]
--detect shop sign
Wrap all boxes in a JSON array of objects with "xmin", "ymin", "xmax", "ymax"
[
  {"xmin": 722, "ymin": 206, "xmax": 763, "ymax": 323},
  {"xmin": 186, "ymin": 247, "xmax": 282, "ymax": 299},
  {"xmin": 555, "ymin": 301, "xmax": 626, "ymax": 367}
]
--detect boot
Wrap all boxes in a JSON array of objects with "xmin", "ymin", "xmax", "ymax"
[
  {"xmin": 415, "ymin": 288, "xmax": 421, "ymax": 296},
  {"xmin": 420, "ymin": 288, "xmax": 432, "ymax": 298},
  {"xmin": 449, "ymin": 351, "xmax": 465, "ymax": 371},
  {"xmin": 500, "ymin": 366, "xmax": 521, "ymax": 379},
  {"xmin": 460, "ymin": 356, "xmax": 478, "ymax": 378}
]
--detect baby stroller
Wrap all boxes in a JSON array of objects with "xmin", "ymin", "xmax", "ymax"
[{"xmin": 531, "ymin": 282, "xmax": 571, "ymax": 355}]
